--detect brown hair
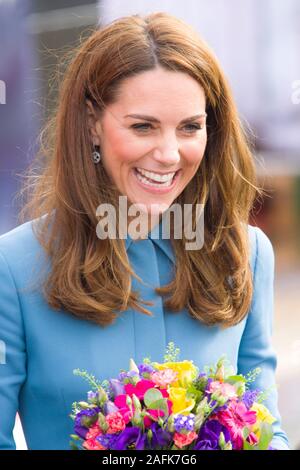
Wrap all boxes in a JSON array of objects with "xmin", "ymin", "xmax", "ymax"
[{"xmin": 19, "ymin": 12, "xmax": 263, "ymax": 328}]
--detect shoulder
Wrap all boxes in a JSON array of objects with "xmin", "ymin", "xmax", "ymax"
[
  {"xmin": 0, "ymin": 217, "xmax": 43, "ymax": 259},
  {"xmin": 0, "ymin": 216, "xmax": 49, "ymax": 286},
  {"xmin": 247, "ymin": 224, "xmax": 275, "ymax": 278}
]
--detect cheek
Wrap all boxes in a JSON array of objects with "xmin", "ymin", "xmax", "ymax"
[
  {"xmin": 183, "ymin": 136, "xmax": 207, "ymax": 166},
  {"xmin": 108, "ymin": 132, "xmax": 149, "ymax": 166}
]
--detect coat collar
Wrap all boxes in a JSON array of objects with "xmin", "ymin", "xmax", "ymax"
[{"xmin": 125, "ymin": 220, "xmax": 175, "ymax": 264}]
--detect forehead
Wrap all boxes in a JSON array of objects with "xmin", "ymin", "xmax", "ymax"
[{"xmin": 109, "ymin": 68, "xmax": 206, "ymax": 115}]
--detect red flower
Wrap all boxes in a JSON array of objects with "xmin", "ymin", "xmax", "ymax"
[{"xmin": 124, "ymin": 379, "xmax": 156, "ymax": 400}]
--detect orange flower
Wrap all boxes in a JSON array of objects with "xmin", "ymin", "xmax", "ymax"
[
  {"xmin": 173, "ymin": 431, "xmax": 198, "ymax": 449},
  {"xmin": 106, "ymin": 411, "xmax": 126, "ymax": 433},
  {"xmin": 83, "ymin": 438, "xmax": 106, "ymax": 450},
  {"xmin": 86, "ymin": 423, "xmax": 102, "ymax": 440}
]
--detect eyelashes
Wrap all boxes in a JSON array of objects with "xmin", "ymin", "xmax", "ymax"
[{"xmin": 130, "ymin": 123, "xmax": 204, "ymax": 133}]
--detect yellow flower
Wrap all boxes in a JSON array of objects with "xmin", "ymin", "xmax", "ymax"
[
  {"xmin": 250, "ymin": 403, "xmax": 276, "ymax": 438},
  {"xmin": 168, "ymin": 387, "xmax": 195, "ymax": 415},
  {"xmin": 152, "ymin": 361, "xmax": 198, "ymax": 388}
]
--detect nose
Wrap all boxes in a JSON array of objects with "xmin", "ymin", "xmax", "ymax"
[
  {"xmin": 151, "ymin": 135, "xmax": 181, "ymax": 167},
  {"xmin": 152, "ymin": 148, "xmax": 181, "ymax": 167}
]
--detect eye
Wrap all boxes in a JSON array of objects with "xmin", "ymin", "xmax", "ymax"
[
  {"xmin": 131, "ymin": 122, "xmax": 204, "ymax": 133},
  {"xmin": 182, "ymin": 123, "xmax": 203, "ymax": 132},
  {"xmin": 131, "ymin": 123, "xmax": 152, "ymax": 132}
]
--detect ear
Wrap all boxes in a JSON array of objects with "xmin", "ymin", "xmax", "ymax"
[{"xmin": 85, "ymin": 99, "xmax": 102, "ymax": 145}]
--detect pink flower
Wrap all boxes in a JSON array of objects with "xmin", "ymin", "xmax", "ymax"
[
  {"xmin": 247, "ymin": 432, "xmax": 259, "ymax": 446},
  {"xmin": 106, "ymin": 411, "xmax": 126, "ymax": 433},
  {"xmin": 124, "ymin": 379, "xmax": 156, "ymax": 400},
  {"xmin": 174, "ymin": 431, "xmax": 198, "ymax": 449},
  {"xmin": 150, "ymin": 369, "xmax": 178, "ymax": 388},
  {"xmin": 144, "ymin": 408, "xmax": 165, "ymax": 428},
  {"xmin": 209, "ymin": 381, "xmax": 237, "ymax": 399},
  {"xmin": 86, "ymin": 423, "xmax": 103, "ymax": 440},
  {"xmin": 216, "ymin": 401, "xmax": 257, "ymax": 450},
  {"xmin": 83, "ymin": 438, "xmax": 106, "ymax": 450},
  {"xmin": 114, "ymin": 395, "xmax": 134, "ymax": 424}
]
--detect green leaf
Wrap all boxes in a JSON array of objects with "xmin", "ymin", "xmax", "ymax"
[
  {"xmin": 242, "ymin": 427, "xmax": 250, "ymax": 439},
  {"xmin": 147, "ymin": 398, "xmax": 169, "ymax": 418},
  {"xmin": 245, "ymin": 367, "xmax": 262, "ymax": 385},
  {"xmin": 227, "ymin": 375, "xmax": 246, "ymax": 384},
  {"xmin": 163, "ymin": 342, "xmax": 181, "ymax": 362},
  {"xmin": 243, "ymin": 440, "xmax": 256, "ymax": 450},
  {"xmin": 73, "ymin": 369, "xmax": 102, "ymax": 390},
  {"xmin": 257, "ymin": 422, "xmax": 274, "ymax": 450},
  {"xmin": 144, "ymin": 388, "xmax": 163, "ymax": 407},
  {"xmin": 70, "ymin": 441, "xmax": 80, "ymax": 450}
]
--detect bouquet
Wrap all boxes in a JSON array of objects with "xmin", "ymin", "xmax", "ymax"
[{"xmin": 70, "ymin": 342, "xmax": 276, "ymax": 450}]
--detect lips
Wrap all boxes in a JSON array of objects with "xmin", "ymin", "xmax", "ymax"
[
  {"xmin": 135, "ymin": 167, "xmax": 177, "ymax": 183},
  {"xmin": 132, "ymin": 167, "xmax": 181, "ymax": 194}
]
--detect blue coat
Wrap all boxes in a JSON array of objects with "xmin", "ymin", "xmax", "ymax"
[{"xmin": 0, "ymin": 218, "xmax": 290, "ymax": 449}]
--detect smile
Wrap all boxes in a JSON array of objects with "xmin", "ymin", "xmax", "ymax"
[
  {"xmin": 132, "ymin": 167, "xmax": 181, "ymax": 193},
  {"xmin": 135, "ymin": 167, "xmax": 176, "ymax": 183}
]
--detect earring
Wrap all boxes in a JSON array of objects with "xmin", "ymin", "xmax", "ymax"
[{"xmin": 92, "ymin": 145, "xmax": 101, "ymax": 164}]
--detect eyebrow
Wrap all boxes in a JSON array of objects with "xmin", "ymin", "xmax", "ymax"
[{"xmin": 124, "ymin": 113, "xmax": 207, "ymax": 123}]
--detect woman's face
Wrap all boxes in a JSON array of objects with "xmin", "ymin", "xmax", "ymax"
[{"xmin": 88, "ymin": 67, "xmax": 207, "ymax": 216}]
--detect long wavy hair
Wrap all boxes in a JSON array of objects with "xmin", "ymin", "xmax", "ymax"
[{"xmin": 19, "ymin": 12, "xmax": 264, "ymax": 328}]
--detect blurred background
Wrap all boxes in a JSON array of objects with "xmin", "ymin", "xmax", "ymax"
[{"xmin": 1, "ymin": 0, "xmax": 299, "ymax": 450}]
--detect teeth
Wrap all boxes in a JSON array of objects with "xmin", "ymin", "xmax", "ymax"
[
  {"xmin": 135, "ymin": 169, "xmax": 174, "ymax": 187},
  {"xmin": 136, "ymin": 167, "xmax": 176, "ymax": 182}
]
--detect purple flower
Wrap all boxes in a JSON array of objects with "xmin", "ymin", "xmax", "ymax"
[
  {"xmin": 75, "ymin": 408, "xmax": 99, "ymax": 425},
  {"xmin": 198, "ymin": 372, "xmax": 207, "ymax": 379},
  {"xmin": 74, "ymin": 408, "xmax": 100, "ymax": 439},
  {"xmin": 243, "ymin": 389, "xmax": 260, "ymax": 409},
  {"xmin": 118, "ymin": 371, "xmax": 128, "ymax": 381},
  {"xmin": 193, "ymin": 420, "xmax": 231, "ymax": 450},
  {"xmin": 108, "ymin": 426, "xmax": 148, "ymax": 450},
  {"xmin": 205, "ymin": 378, "xmax": 213, "ymax": 392},
  {"xmin": 195, "ymin": 373, "xmax": 209, "ymax": 392},
  {"xmin": 150, "ymin": 422, "xmax": 173, "ymax": 449},
  {"xmin": 102, "ymin": 423, "xmax": 172, "ymax": 450},
  {"xmin": 210, "ymin": 403, "xmax": 228, "ymax": 415},
  {"xmin": 138, "ymin": 363, "xmax": 155, "ymax": 375},
  {"xmin": 118, "ymin": 370, "xmax": 139, "ymax": 383},
  {"xmin": 97, "ymin": 433, "xmax": 120, "ymax": 449},
  {"xmin": 194, "ymin": 439, "xmax": 219, "ymax": 450},
  {"xmin": 128, "ymin": 370, "xmax": 138, "ymax": 377},
  {"xmin": 74, "ymin": 423, "xmax": 88, "ymax": 440},
  {"xmin": 103, "ymin": 400, "xmax": 119, "ymax": 415},
  {"xmin": 174, "ymin": 414, "xmax": 195, "ymax": 432},
  {"xmin": 109, "ymin": 378, "xmax": 125, "ymax": 396},
  {"xmin": 87, "ymin": 390, "xmax": 98, "ymax": 401}
]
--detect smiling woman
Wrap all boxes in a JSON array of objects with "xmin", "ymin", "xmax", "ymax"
[
  {"xmin": 85, "ymin": 67, "xmax": 208, "ymax": 218},
  {"xmin": 18, "ymin": 12, "xmax": 260, "ymax": 328},
  {"xmin": 0, "ymin": 12, "xmax": 290, "ymax": 450}
]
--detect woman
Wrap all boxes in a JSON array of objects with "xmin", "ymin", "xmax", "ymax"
[{"xmin": 0, "ymin": 12, "xmax": 290, "ymax": 450}]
